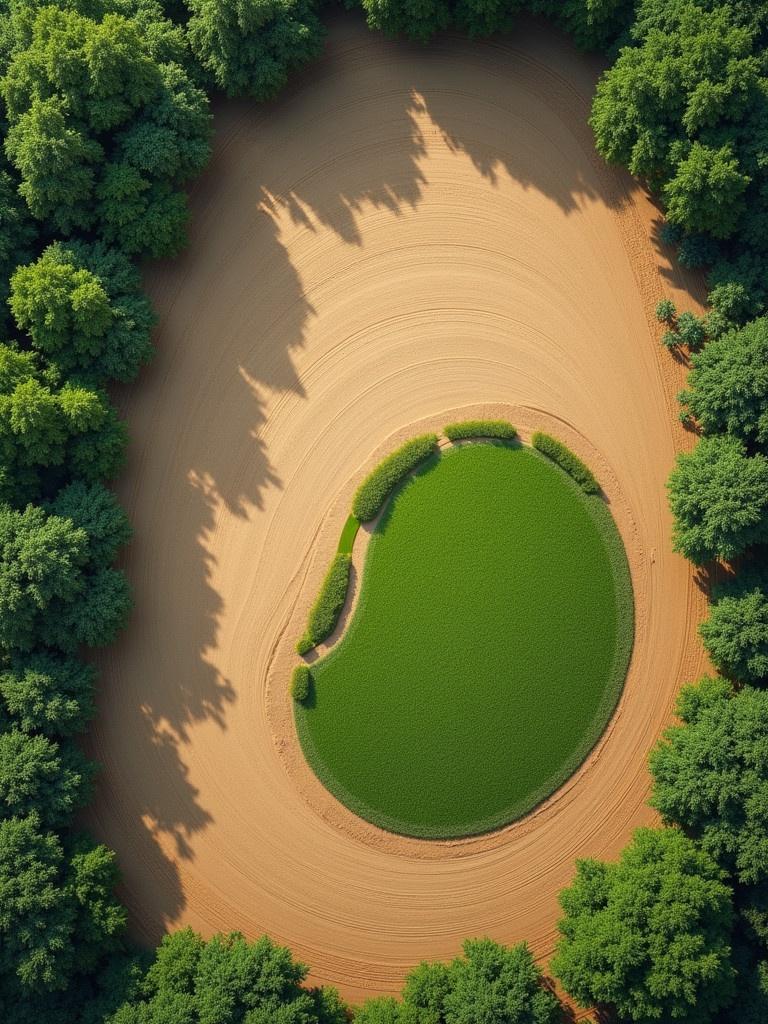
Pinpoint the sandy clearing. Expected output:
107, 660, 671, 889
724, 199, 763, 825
85, 11, 709, 1007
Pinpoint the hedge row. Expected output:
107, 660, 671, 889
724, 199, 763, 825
351, 434, 439, 521
444, 420, 517, 441
296, 553, 352, 655
532, 433, 600, 494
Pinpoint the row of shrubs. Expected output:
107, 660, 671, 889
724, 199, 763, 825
531, 432, 600, 494
351, 433, 439, 521
296, 435, 440, 656
444, 419, 518, 441
296, 425, 594, 660
296, 553, 352, 655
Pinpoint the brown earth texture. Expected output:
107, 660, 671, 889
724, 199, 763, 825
86, 10, 710, 1008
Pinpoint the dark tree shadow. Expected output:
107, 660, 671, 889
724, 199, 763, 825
86, 8, 664, 947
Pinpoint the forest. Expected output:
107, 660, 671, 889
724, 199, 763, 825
0, 0, 766, 1021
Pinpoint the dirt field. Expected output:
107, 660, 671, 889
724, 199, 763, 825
85, 11, 709, 1005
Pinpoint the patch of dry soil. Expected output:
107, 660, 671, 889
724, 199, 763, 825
85, 11, 709, 1007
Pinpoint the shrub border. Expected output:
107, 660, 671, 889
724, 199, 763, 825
294, 437, 634, 839
296, 552, 353, 655
531, 431, 600, 494
351, 433, 439, 521
444, 419, 518, 442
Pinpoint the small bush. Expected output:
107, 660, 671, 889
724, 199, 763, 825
532, 433, 600, 494
677, 311, 706, 351
352, 434, 438, 521
662, 330, 679, 351
655, 299, 677, 324
444, 420, 517, 441
297, 553, 351, 654
291, 665, 310, 702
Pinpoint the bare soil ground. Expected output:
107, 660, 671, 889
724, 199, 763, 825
85, 11, 709, 1006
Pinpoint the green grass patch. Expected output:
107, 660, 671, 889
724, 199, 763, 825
444, 419, 517, 441
532, 432, 600, 494
352, 434, 439, 521
297, 553, 352, 655
337, 514, 360, 555
295, 443, 633, 839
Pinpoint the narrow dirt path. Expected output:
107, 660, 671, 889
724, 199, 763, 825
85, 12, 708, 1006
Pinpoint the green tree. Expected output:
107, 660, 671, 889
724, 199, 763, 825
10, 241, 155, 383
590, 3, 761, 182
0, 343, 128, 504
186, 0, 325, 100
355, 997, 402, 1023
0, 502, 87, 651
361, 0, 454, 42
650, 677, 768, 883
0, 651, 95, 736
667, 435, 768, 564
663, 143, 750, 239
533, 0, 634, 52
106, 929, 348, 1023
441, 938, 560, 1023
2, 2, 210, 257
356, 938, 560, 1024
699, 573, 768, 684
725, 885, 768, 1024
0, 813, 125, 995
0, 501, 131, 653
675, 309, 707, 350
679, 316, 768, 447
0, 163, 37, 332
589, 0, 768, 318
552, 827, 735, 1023
0, 728, 93, 826
50, 480, 132, 564
707, 251, 767, 322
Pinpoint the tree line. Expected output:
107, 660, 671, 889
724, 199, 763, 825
0, 0, 766, 1021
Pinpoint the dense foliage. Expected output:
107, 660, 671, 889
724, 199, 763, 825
650, 677, 768, 884
10, 241, 155, 383
552, 827, 736, 1023
105, 929, 348, 1024
356, 938, 560, 1024
1, 0, 211, 257
360, 0, 634, 48
667, 436, 768, 564
699, 572, 768, 684
0, 159, 36, 331
591, 0, 768, 321
186, 0, 325, 99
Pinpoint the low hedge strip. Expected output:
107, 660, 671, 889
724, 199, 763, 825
444, 419, 517, 441
296, 552, 352, 654
291, 664, 311, 702
532, 432, 600, 494
352, 434, 439, 521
